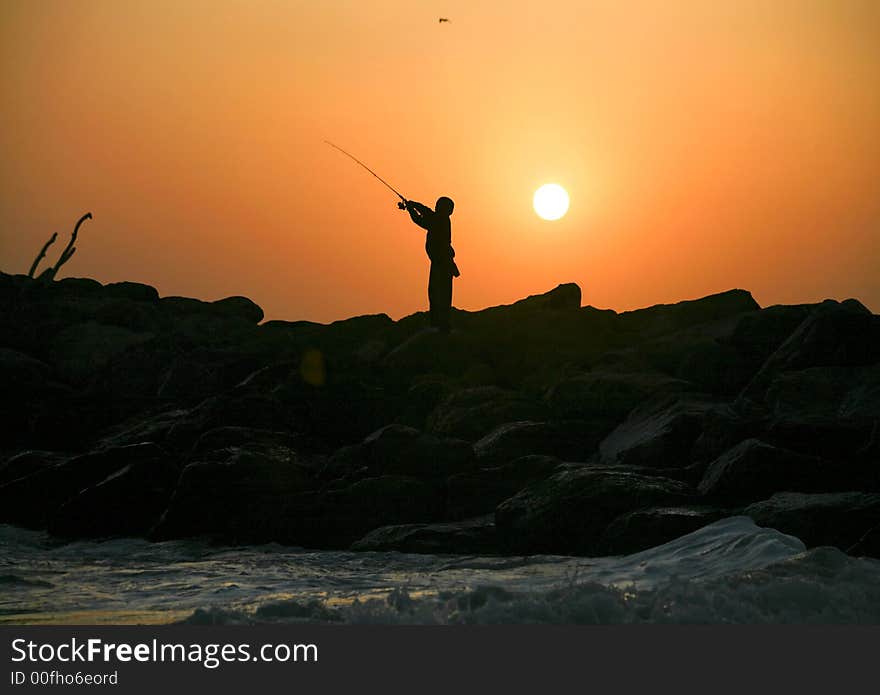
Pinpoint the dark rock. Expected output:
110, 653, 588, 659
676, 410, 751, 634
99, 409, 191, 451
698, 439, 828, 502
745, 491, 880, 550
428, 386, 545, 441
727, 304, 813, 367
599, 396, 730, 468
92, 298, 161, 333
325, 424, 476, 480
446, 455, 561, 520
50, 321, 154, 383
495, 466, 693, 555
55, 277, 103, 294
847, 523, 880, 558
322, 313, 395, 350
598, 506, 729, 555
212, 296, 264, 324
0, 347, 51, 392
618, 289, 759, 338
160, 296, 209, 314
158, 296, 260, 348
638, 330, 752, 396
156, 357, 221, 402
742, 300, 880, 402
546, 371, 690, 422
103, 281, 160, 303
0, 450, 68, 485
396, 377, 450, 429
164, 394, 303, 451
763, 416, 875, 463
350, 515, 497, 554
189, 426, 303, 458
764, 367, 855, 420
315, 475, 445, 548
474, 419, 610, 464
3, 270, 877, 550
49, 455, 179, 538
0, 348, 62, 446
151, 446, 314, 542
509, 283, 581, 312
0, 443, 170, 529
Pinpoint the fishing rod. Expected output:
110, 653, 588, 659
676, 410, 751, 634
323, 140, 408, 209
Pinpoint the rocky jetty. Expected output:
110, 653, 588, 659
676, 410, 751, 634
1, 271, 878, 557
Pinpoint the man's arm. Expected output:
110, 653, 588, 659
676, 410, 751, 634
405, 200, 432, 230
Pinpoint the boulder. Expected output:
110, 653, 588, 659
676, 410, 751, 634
49, 455, 179, 538
509, 283, 581, 312
617, 289, 759, 338
763, 416, 875, 463
163, 394, 303, 451
0, 443, 171, 528
598, 506, 729, 555
324, 424, 477, 481
847, 523, 880, 558
744, 491, 880, 550
50, 321, 154, 383
212, 296, 264, 324
727, 303, 814, 368
446, 455, 561, 520
98, 409, 191, 451
320, 313, 395, 354
312, 475, 445, 548
757, 364, 880, 431
156, 357, 222, 402
55, 277, 103, 294
159, 297, 260, 348
189, 426, 304, 458
0, 347, 51, 394
0, 450, 68, 485
428, 386, 546, 441
474, 420, 609, 464
546, 370, 690, 422
495, 466, 693, 555
151, 446, 314, 542
103, 281, 160, 303
0, 348, 62, 446
742, 300, 880, 402
350, 515, 497, 554
599, 396, 730, 468
92, 298, 162, 333
698, 439, 829, 502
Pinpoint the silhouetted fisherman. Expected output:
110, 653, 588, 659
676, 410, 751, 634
405, 197, 459, 332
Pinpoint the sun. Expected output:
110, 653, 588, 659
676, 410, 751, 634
533, 183, 570, 221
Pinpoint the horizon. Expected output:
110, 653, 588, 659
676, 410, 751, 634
2, 0, 878, 321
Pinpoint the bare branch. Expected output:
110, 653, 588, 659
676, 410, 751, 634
28, 232, 58, 278
45, 212, 92, 280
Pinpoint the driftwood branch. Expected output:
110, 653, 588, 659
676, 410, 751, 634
38, 212, 92, 282
28, 232, 58, 278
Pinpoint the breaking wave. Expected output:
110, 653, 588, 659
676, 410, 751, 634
2, 517, 879, 624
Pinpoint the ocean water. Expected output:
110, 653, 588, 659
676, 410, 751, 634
2, 517, 879, 624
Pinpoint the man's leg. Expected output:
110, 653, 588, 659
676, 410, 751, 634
438, 272, 453, 332
428, 264, 439, 328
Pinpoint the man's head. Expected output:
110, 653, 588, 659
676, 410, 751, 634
435, 196, 455, 217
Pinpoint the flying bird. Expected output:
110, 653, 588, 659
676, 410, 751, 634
439, 17, 450, 23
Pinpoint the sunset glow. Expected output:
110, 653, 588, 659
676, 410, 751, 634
1, 1, 878, 320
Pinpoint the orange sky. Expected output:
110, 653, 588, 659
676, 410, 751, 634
1, 0, 878, 321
